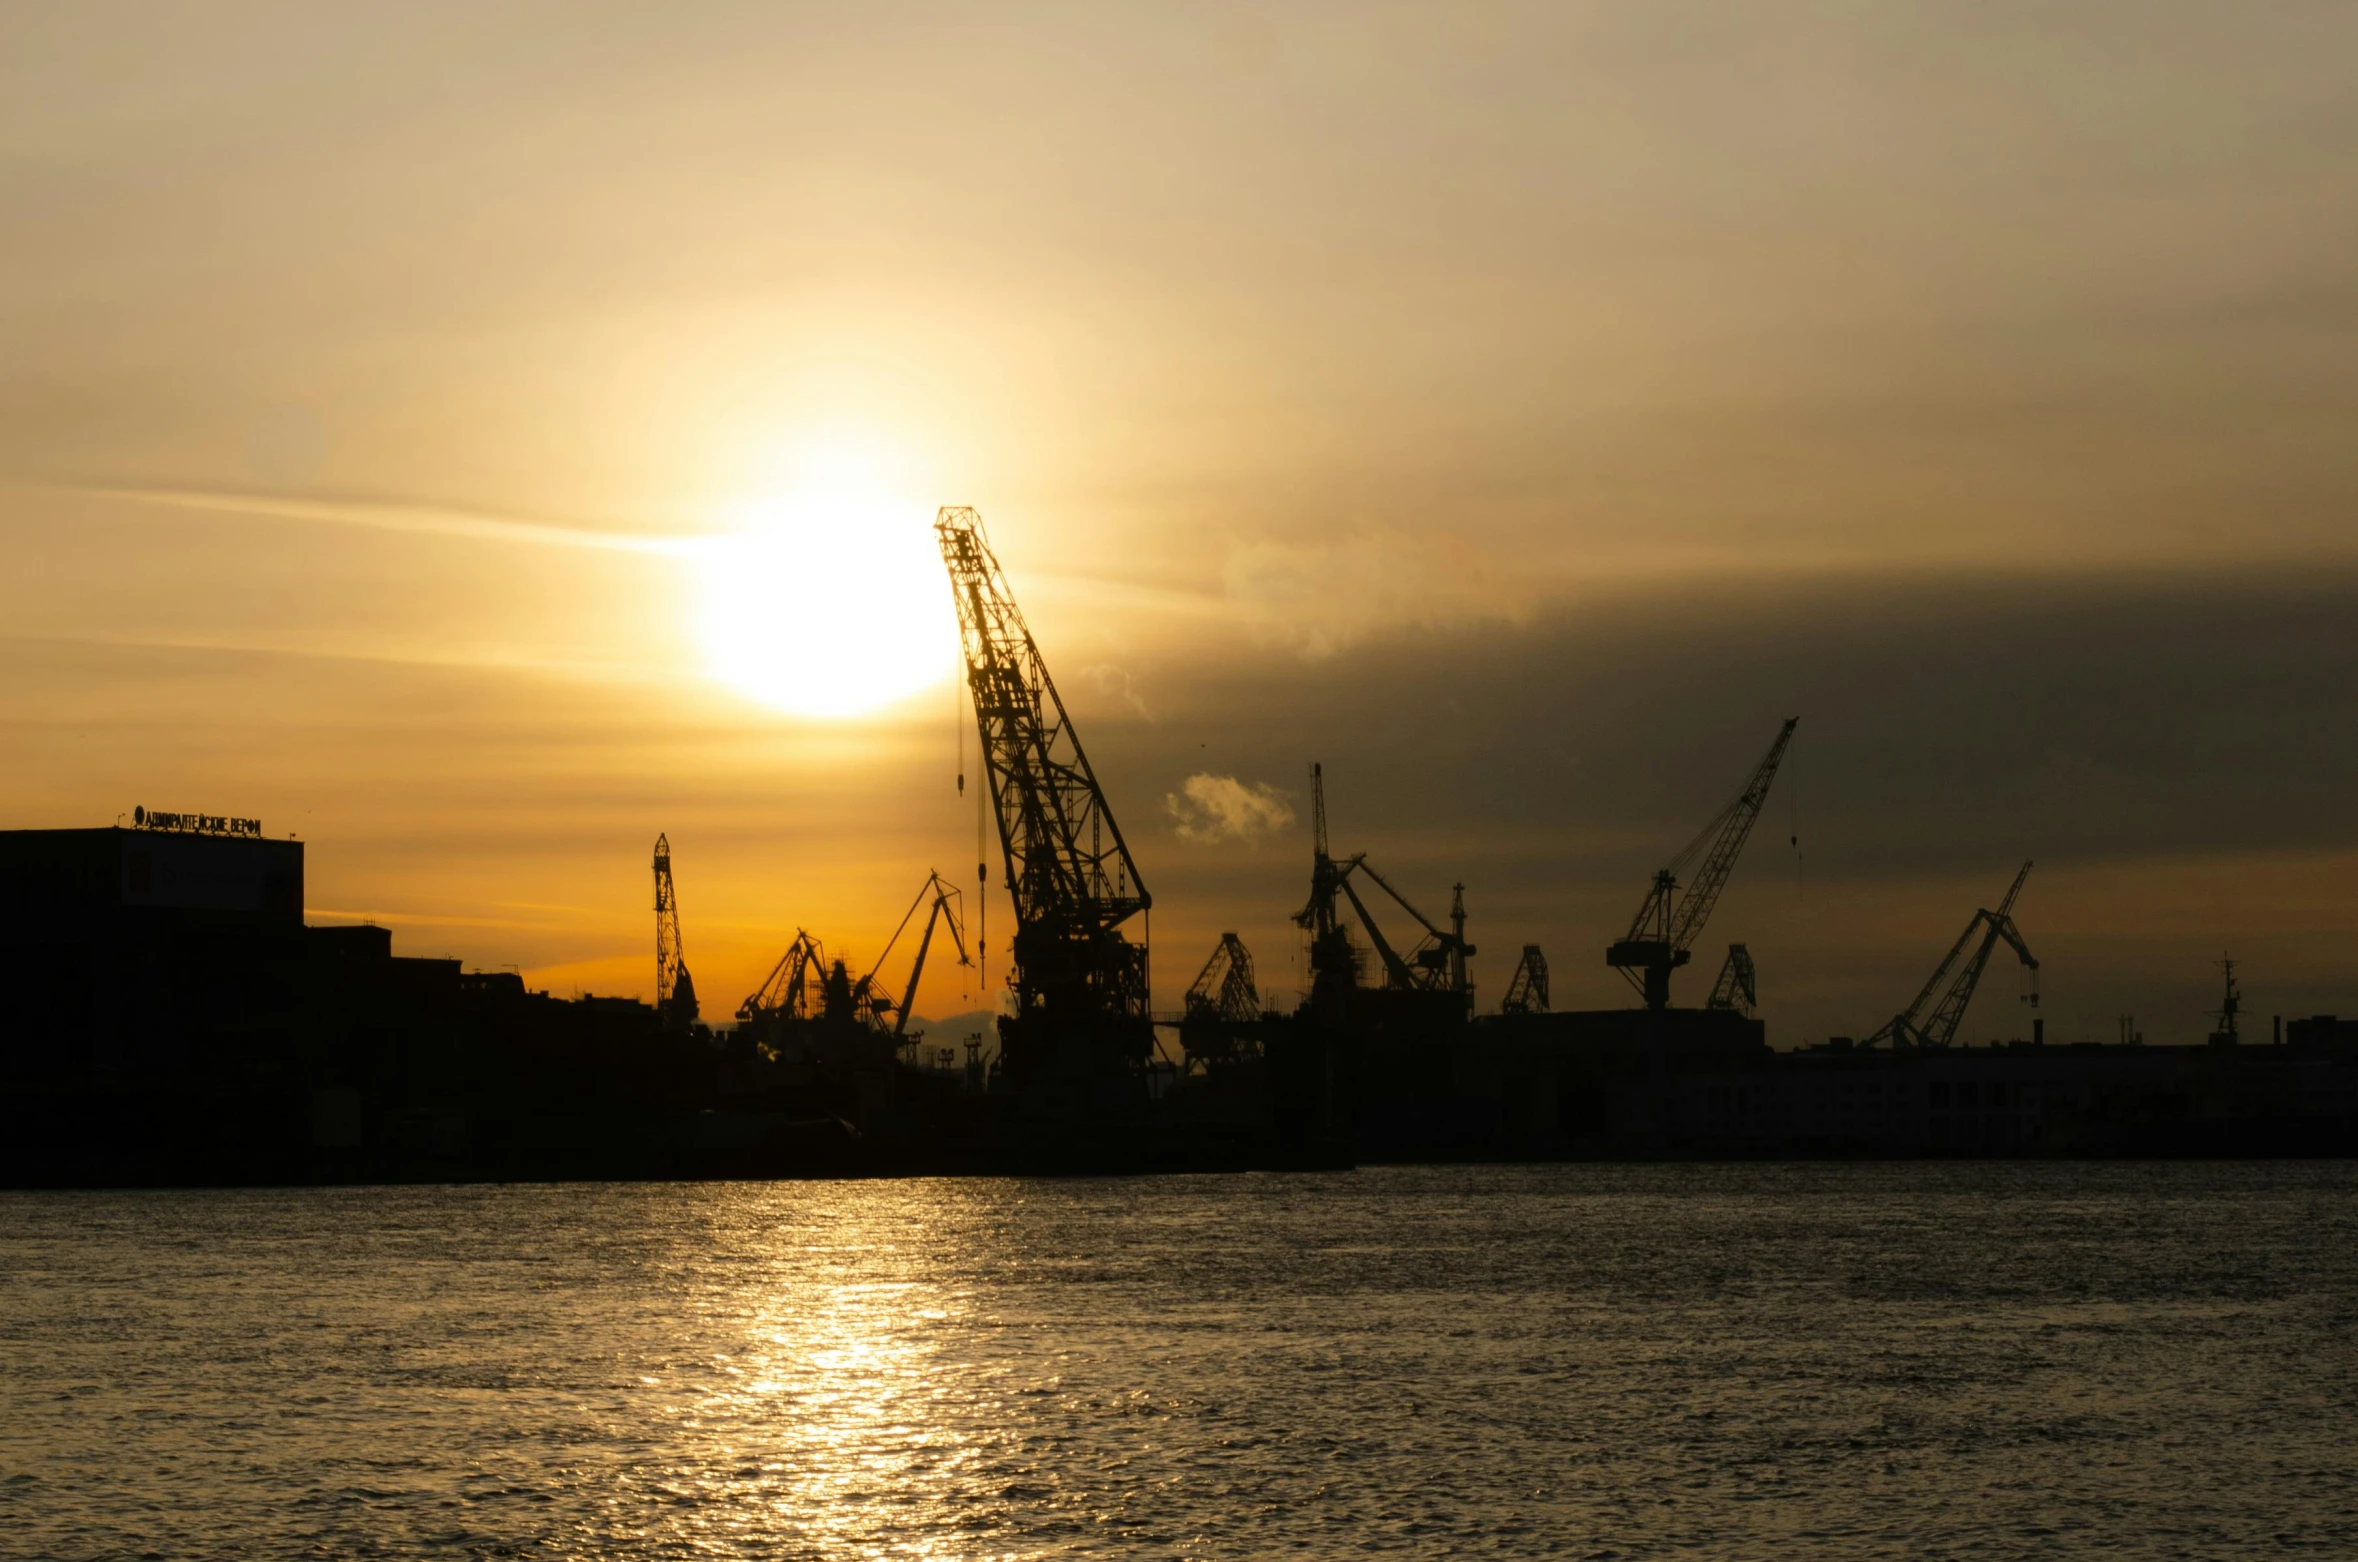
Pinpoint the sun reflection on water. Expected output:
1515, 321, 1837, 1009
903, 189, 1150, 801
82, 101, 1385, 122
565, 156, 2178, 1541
676, 1182, 1010, 1556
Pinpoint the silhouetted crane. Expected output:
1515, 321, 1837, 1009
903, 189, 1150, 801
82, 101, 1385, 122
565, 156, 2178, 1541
1294, 763, 1357, 1026
734, 875, 968, 1050
861, 870, 972, 1042
1342, 865, 1474, 995
1177, 932, 1262, 1068
1706, 944, 1757, 1015
1292, 765, 1474, 1005
2207, 954, 2243, 1046
1500, 945, 1550, 1014
1865, 861, 2037, 1049
938, 507, 1151, 1080
1185, 933, 1261, 1025
652, 833, 699, 1033
1607, 718, 1797, 1010
738, 929, 827, 1025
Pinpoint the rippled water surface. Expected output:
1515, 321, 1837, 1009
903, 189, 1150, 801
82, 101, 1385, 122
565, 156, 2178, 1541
4, 1163, 2356, 1558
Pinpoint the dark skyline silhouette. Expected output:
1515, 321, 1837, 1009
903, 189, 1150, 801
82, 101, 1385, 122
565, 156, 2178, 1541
2, 5, 2355, 1046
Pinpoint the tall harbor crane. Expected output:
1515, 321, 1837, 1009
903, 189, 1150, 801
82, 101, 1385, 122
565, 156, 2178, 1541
938, 507, 1152, 1081
1607, 718, 1797, 1010
1865, 861, 2037, 1049
1706, 944, 1757, 1015
652, 833, 699, 1033
1500, 945, 1550, 1014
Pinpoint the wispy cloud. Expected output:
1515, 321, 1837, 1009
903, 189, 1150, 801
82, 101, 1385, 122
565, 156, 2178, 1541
1165, 773, 1295, 844
1078, 662, 1152, 720
1221, 526, 1528, 657
58, 483, 703, 557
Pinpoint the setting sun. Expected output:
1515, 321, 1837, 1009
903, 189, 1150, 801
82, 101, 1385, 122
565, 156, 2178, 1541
697, 436, 957, 719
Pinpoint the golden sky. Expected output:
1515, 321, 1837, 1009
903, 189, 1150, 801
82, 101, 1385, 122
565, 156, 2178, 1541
5, 3, 2356, 1042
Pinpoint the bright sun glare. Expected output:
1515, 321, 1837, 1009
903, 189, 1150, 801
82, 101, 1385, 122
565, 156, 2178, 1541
698, 435, 956, 719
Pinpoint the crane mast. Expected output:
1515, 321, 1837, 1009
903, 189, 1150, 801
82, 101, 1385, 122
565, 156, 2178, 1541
1297, 763, 1345, 944
1867, 860, 2037, 1049
652, 832, 698, 1032
2207, 956, 2242, 1046
1608, 718, 1797, 1010
937, 507, 1152, 1080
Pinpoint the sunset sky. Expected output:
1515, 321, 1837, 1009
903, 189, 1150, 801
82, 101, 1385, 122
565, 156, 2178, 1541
4, 2, 2355, 1043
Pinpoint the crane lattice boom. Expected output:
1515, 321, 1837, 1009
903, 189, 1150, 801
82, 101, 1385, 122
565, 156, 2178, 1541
1867, 860, 2037, 1049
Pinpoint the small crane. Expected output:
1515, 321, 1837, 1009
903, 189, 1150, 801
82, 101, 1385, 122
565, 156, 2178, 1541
1184, 933, 1261, 1025
1179, 932, 1263, 1067
737, 929, 828, 1024
859, 870, 973, 1042
1607, 718, 1798, 1010
2207, 955, 2242, 1046
1706, 944, 1757, 1015
1500, 945, 1550, 1014
1865, 861, 2037, 1049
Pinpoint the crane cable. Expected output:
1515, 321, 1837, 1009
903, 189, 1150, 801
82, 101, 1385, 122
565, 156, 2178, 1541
1789, 737, 1803, 903
962, 667, 986, 1005
955, 668, 973, 1004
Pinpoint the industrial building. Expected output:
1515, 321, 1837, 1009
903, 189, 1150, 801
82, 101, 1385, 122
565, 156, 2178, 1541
0, 817, 718, 1185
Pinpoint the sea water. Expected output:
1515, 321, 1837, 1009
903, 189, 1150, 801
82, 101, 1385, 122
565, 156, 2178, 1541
4, 1162, 2354, 1557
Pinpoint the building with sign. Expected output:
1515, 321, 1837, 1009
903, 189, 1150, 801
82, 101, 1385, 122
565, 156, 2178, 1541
0, 823, 306, 1080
